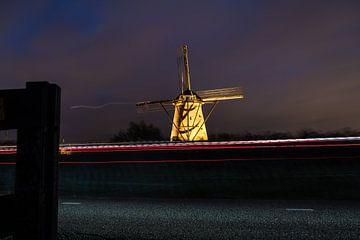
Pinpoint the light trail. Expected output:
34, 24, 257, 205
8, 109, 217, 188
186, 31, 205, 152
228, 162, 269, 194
1, 155, 360, 165
1, 136, 360, 155
70, 102, 134, 110
62, 143, 360, 153
58, 155, 360, 164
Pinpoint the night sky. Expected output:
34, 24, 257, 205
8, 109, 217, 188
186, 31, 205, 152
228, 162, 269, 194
0, 1, 359, 142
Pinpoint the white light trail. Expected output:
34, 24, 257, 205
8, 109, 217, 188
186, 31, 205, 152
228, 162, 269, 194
70, 102, 134, 110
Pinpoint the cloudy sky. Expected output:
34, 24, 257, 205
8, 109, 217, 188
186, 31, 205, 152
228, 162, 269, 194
0, 0, 359, 142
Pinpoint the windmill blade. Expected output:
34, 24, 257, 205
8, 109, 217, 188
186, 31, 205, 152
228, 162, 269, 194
177, 45, 191, 93
197, 87, 244, 102
177, 53, 185, 94
136, 99, 173, 113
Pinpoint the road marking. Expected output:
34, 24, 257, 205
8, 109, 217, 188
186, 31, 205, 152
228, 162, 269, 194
61, 202, 81, 205
286, 208, 314, 212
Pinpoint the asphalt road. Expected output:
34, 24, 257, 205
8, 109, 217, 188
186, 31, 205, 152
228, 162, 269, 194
58, 198, 360, 240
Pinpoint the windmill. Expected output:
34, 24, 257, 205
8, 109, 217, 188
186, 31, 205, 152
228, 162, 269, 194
136, 45, 244, 141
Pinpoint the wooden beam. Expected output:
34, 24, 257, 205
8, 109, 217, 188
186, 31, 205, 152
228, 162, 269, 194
0, 82, 60, 240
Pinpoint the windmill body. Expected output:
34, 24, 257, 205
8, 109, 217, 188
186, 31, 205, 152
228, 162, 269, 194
171, 90, 207, 141
136, 45, 244, 141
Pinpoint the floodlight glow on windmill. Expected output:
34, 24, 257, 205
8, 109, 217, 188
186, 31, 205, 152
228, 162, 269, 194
136, 45, 244, 141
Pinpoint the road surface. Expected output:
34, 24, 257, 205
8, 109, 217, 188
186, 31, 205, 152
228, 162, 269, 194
58, 197, 360, 240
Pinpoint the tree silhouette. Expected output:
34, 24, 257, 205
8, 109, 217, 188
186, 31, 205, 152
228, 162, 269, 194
111, 121, 164, 142
110, 123, 360, 142
209, 128, 360, 141
0, 140, 16, 145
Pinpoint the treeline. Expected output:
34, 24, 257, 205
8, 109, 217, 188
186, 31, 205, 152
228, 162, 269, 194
110, 122, 360, 142
111, 121, 164, 142
1, 122, 359, 145
209, 128, 360, 141
0, 140, 16, 146
1, 122, 358, 145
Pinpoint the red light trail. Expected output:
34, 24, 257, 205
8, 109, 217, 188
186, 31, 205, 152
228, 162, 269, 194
0, 137, 360, 165
1, 136, 360, 154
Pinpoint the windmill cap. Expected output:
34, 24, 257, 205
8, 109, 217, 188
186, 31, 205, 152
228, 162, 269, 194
175, 89, 201, 100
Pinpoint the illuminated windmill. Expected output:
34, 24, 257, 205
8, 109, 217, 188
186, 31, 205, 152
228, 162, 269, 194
136, 45, 244, 141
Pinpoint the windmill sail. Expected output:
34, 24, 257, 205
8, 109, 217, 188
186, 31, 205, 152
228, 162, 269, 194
136, 99, 173, 113
177, 45, 192, 93
197, 87, 244, 102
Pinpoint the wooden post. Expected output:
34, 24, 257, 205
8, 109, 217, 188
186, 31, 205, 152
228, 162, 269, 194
0, 82, 61, 240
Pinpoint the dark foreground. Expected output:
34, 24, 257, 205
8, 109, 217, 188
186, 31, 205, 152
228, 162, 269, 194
58, 197, 360, 240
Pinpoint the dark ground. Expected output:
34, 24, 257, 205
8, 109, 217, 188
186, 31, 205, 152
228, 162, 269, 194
58, 197, 360, 240
2, 140, 360, 239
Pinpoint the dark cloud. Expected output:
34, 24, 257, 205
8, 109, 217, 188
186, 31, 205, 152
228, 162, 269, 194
0, 0, 359, 142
